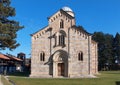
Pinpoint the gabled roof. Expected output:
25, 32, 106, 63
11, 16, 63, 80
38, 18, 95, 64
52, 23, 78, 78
6, 54, 23, 61
0, 53, 22, 61
9, 56, 22, 61
31, 25, 48, 36
31, 8, 75, 36
48, 9, 74, 20
0, 54, 10, 60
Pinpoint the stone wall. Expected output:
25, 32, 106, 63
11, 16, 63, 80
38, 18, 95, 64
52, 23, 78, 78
30, 8, 98, 78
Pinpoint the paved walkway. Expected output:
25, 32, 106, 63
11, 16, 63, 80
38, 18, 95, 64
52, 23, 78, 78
0, 75, 3, 85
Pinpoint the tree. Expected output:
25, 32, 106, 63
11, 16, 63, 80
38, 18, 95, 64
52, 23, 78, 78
113, 33, 120, 64
103, 34, 114, 65
92, 32, 114, 70
92, 32, 106, 70
0, 0, 23, 50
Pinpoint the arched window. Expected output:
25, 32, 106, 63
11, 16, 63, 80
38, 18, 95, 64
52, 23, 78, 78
54, 36, 57, 46
60, 20, 64, 28
59, 35, 65, 46
40, 52, 45, 61
78, 51, 83, 61
54, 30, 66, 47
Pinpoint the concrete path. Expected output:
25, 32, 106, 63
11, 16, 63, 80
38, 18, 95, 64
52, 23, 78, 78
0, 75, 3, 85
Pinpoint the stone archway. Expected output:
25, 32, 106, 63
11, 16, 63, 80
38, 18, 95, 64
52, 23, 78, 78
52, 50, 68, 77
58, 63, 64, 76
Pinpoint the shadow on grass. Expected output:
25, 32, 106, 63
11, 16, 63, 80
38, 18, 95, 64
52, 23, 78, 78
116, 81, 120, 85
7, 71, 30, 77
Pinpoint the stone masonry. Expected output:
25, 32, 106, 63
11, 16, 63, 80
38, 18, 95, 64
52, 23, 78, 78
30, 7, 98, 78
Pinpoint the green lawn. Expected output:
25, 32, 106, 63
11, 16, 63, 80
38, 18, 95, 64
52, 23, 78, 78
8, 71, 120, 85
1, 75, 12, 85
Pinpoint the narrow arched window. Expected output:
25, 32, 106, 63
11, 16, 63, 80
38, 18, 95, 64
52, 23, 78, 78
81, 52, 83, 61
40, 52, 45, 61
78, 53, 81, 60
60, 20, 64, 28
43, 52, 45, 61
78, 52, 83, 61
61, 35, 65, 45
59, 35, 65, 46
54, 36, 57, 46
59, 35, 61, 45
40, 53, 42, 61
54, 30, 66, 47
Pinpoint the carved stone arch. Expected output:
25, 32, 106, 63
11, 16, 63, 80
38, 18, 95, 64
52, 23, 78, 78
53, 50, 68, 62
52, 50, 68, 77
59, 30, 67, 37
53, 51, 61, 62
54, 30, 66, 37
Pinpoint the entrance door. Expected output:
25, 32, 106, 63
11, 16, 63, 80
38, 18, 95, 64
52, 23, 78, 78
58, 63, 64, 76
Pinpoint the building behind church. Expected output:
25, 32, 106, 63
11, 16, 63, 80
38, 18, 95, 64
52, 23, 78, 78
30, 7, 98, 78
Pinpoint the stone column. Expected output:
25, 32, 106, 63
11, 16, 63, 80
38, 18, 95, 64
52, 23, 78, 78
88, 36, 91, 75
68, 58, 71, 77
53, 61, 57, 78
95, 43, 98, 74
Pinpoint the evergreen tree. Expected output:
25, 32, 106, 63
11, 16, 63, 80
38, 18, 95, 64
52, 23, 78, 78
113, 33, 120, 64
92, 32, 114, 70
0, 0, 23, 50
92, 32, 105, 70
104, 34, 114, 65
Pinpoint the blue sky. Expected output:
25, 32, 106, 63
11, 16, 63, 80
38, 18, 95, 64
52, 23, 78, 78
1, 0, 120, 57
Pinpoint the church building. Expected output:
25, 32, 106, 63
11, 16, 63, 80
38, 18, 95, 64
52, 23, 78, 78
30, 7, 98, 78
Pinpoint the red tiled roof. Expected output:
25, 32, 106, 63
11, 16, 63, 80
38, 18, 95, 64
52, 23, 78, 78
0, 54, 10, 60
11, 56, 22, 61
0, 54, 23, 61
7, 56, 23, 61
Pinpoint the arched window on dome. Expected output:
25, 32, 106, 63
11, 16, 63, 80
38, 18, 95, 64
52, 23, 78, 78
78, 51, 83, 61
40, 52, 45, 61
60, 19, 64, 28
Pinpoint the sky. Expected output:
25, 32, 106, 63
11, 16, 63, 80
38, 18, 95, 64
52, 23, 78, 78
1, 0, 120, 58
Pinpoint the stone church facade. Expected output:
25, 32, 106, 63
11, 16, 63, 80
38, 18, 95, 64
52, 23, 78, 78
30, 7, 98, 78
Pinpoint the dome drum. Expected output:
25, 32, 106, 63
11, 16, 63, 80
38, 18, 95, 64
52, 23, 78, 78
62, 6, 74, 17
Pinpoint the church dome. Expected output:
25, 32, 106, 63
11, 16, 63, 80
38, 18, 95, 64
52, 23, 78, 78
62, 6, 74, 17
62, 6, 73, 12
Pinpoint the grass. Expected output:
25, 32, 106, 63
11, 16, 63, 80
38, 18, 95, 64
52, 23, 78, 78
1, 75, 12, 85
7, 71, 120, 85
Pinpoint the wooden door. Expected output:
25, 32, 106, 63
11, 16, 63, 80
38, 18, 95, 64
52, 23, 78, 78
58, 63, 64, 76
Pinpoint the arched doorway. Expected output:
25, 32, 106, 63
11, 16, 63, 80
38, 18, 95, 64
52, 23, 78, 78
58, 63, 64, 76
52, 50, 68, 77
